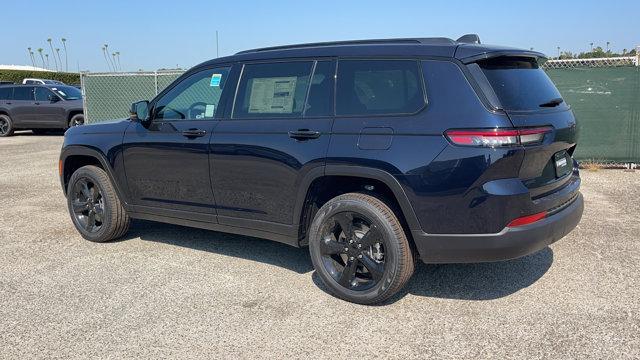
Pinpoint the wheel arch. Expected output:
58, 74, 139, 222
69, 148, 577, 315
60, 146, 129, 205
294, 165, 421, 245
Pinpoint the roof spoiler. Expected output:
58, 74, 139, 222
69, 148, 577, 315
456, 34, 481, 44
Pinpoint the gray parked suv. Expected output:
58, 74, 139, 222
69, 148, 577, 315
0, 84, 84, 136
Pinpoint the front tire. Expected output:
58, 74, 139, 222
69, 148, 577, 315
0, 114, 14, 137
67, 165, 130, 242
308, 193, 415, 304
69, 114, 84, 128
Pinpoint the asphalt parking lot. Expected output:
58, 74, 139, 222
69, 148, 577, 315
1, 133, 638, 359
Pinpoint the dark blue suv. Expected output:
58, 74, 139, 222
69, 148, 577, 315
59, 35, 583, 304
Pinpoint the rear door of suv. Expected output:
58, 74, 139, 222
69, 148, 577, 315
7, 86, 35, 126
210, 59, 335, 232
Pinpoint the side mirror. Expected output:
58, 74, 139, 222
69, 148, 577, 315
130, 100, 150, 125
48, 94, 60, 102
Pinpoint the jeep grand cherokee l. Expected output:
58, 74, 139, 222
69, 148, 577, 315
59, 35, 583, 304
0, 84, 84, 136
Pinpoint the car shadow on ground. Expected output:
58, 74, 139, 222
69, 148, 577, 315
124, 220, 553, 302
123, 220, 314, 274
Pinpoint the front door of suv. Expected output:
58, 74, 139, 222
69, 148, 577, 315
210, 60, 335, 233
122, 66, 232, 220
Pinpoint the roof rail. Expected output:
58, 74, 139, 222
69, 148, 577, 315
235, 37, 457, 54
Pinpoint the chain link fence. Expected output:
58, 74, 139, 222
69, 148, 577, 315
543, 56, 638, 69
81, 71, 184, 123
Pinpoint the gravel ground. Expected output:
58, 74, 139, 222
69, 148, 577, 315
1, 133, 638, 359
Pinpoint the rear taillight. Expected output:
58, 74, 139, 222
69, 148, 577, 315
445, 127, 552, 147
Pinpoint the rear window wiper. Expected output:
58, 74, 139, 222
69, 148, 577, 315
539, 98, 564, 108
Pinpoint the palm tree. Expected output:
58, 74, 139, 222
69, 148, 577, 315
112, 53, 119, 71
102, 46, 112, 71
590, 42, 594, 52
606, 41, 610, 54
27, 47, 35, 67
115, 52, 122, 71
30, 50, 36, 67
47, 38, 58, 71
55, 48, 63, 72
104, 44, 116, 71
45, 54, 50, 70
37, 48, 45, 68
61, 38, 68, 72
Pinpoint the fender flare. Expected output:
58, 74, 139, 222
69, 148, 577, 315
60, 145, 130, 205
292, 165, 421, 231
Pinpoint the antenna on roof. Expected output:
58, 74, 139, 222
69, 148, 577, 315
457, 34, 481, 44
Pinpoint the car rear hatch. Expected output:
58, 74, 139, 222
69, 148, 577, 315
465, 54, 579, 202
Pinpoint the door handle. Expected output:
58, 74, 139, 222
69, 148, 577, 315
288, 129, 321, 140
34, 102, 40, 105
181, 128, 207, 138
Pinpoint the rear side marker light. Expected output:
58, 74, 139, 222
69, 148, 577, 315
507, 211, 547, 228
445, 127, 552, 147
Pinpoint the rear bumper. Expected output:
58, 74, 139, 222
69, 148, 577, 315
412, 192, 584, 263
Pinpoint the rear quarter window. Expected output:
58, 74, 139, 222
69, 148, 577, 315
336, 59, 425, 116
476, 57, 565, 111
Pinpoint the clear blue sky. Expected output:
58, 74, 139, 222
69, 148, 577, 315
3, 0, 639, 72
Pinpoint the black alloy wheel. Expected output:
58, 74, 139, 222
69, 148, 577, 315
318, 211, 387, 291
71, 177, 104, 233
0, 116, 11, 136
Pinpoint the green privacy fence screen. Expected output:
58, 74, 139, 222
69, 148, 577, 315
81, 64, 640, 162
546, 66, 640, 162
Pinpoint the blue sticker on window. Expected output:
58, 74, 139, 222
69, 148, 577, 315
210, 74, 222, 87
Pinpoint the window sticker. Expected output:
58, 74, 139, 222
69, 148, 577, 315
210, 74, 223, 87
205, 104, 215, 118
248, 77, 297, 113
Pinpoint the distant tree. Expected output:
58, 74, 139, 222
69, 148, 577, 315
27, 47, 35, 67
47, 38, 58, 71
55, 48, 63, 71
37, 48, 45, 68
61, 38, 68, 72
559, 51, 575, 60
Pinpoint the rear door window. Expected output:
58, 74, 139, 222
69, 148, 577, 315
304, 60, 335, 117
336, 60, 425, 116
0, 87, 11, 100
13, 87, 34, 101
233, 61, 313, 119
476, 57, 565, 111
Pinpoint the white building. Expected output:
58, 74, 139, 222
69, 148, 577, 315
0, 64, 53, 72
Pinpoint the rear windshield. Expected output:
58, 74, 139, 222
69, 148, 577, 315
477, 57, 564, 111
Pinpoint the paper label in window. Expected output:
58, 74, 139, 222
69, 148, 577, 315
205, 104, 215, 118
210, 74, 222, 87
248, 77, 297, 113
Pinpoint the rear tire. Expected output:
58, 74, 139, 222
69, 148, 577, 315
67, 165, 130, 242
308, 192, 415, 304
0, 114, 14, 137
68, 114, 84, 128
